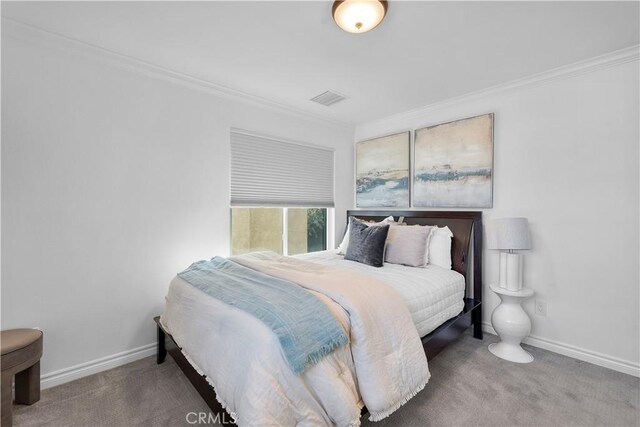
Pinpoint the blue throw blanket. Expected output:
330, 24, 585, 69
178, 257, 348, 374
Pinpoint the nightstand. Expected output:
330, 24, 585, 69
488, 285, 534, 363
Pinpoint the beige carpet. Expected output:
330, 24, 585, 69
13, 333, 640, 426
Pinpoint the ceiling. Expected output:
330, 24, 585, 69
3, 1, 638, 125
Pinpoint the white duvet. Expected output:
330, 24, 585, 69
161, 252, 430, 426
297, 251, 466, 336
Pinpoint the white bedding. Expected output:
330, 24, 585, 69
161, 251, 464, 426
163, 276, 361, 426
296, 251, 466, 336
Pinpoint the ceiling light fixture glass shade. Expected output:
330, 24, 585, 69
332, 0, 388, 34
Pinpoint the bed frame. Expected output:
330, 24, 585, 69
347, 210, 483, 358
154, 210, 482, 423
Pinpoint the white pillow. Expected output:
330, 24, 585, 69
428, 226, 454, 269
337, 216, 395, 255
385, 224, 434, 267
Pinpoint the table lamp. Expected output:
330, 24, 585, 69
487, 217, 531, 291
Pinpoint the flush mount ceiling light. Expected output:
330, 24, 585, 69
332, 0, 388, 34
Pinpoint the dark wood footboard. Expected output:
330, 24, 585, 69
154, 317, 237, 426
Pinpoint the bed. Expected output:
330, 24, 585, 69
154, 210, 482, 425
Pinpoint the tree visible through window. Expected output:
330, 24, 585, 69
231, 208, 327, 256
305, 208, 327, 253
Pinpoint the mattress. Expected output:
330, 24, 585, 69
160, 251, 463, 423
161, 252, 439, 424
295, 250, 465, 336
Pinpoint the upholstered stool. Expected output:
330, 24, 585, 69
1, 329, 43, 427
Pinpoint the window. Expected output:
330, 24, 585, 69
288, 208, 327, 255
231, 208, 328, 256
229, 129, 334, 256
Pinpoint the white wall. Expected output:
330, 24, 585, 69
3, 19, 637, 386
1, 25, 354, 385
356, 53, 640, 375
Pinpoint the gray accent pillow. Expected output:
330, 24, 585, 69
385, 224, 435, 267
337, 215, 394, 255
344, 218, 390, 267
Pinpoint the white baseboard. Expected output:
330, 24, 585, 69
40, 343, 156, 389
40, 325, 640, 390
482, 323, 640, 378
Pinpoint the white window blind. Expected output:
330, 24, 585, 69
230, 130, 335, 208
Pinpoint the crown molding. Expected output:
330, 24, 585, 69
1, 17, 354, 132
360, 44, 640, 130
4, 15, 637, 133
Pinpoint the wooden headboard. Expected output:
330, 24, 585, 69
346, 210, 483, 302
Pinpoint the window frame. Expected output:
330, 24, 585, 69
230, 207, 334, 256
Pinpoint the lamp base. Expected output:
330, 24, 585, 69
488, 342, 533, 363
499, 252, 524, 291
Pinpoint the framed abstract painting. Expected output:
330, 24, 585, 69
413, 113, 494, 208
356, 131, 410, 208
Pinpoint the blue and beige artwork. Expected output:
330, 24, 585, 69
356, 132, 410, 208
414, 113, 493, 208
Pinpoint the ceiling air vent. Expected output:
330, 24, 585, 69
310, 90, 347, 107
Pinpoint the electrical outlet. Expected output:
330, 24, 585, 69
535, 300, 547, 316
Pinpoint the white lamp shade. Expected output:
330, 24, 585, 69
487, 217, 532, 250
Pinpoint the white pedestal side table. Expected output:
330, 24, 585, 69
488, 285, 534, 363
